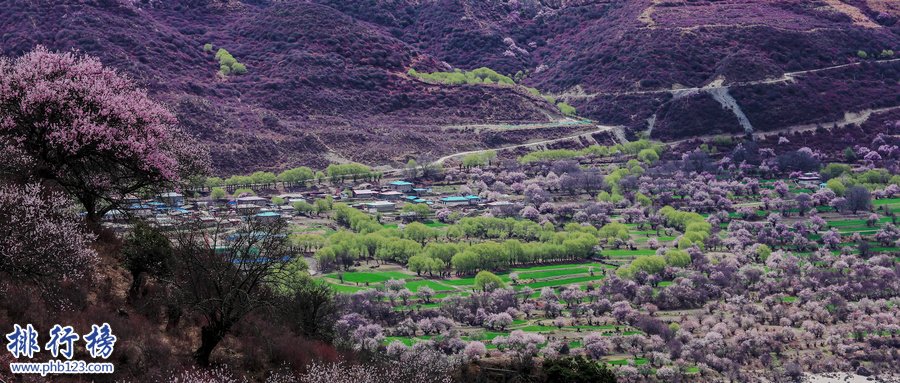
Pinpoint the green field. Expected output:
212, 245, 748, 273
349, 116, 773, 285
518, 275, 606, 289
514, 268, 592, 280
601, 249, 658, 257
607, 357, 648, 366
405, 279, 455, 292
324, 271, 413, 284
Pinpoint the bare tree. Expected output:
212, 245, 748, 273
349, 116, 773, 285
169, 217, 294, 366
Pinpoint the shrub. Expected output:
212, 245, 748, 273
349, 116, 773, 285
121, 222, 173, 301
557, 102, 576, 116
277, 275, 339, 342
214, 48, 247, 75
210, 187, 227, 200
821, 163, 851, 180
474, 271, 505, 292
543, 356, 616, 383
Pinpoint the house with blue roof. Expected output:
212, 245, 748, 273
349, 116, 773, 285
440, 195, 481, 207
387, 180, 414, 192
157, 192, 184, 207
254, 211, 283, 222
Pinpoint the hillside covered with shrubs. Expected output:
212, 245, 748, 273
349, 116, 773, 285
1, 0, 897, 167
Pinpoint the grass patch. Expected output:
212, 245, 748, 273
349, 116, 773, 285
405, 279, 455, 292
520, 275, 606, 289
515, 268, 591, 280
325, 271, 412, 284
323, 282, 367, 293
607, 358, 648, 366
602, 249, 657, 257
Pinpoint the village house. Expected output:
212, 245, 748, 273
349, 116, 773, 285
157, 192, 184, 207
352, 189, 379, 199
278, 193, 308, 204
126, 203, 154, 217
236, 196, 268, 206
199, 215, 219, 228
379, 190, 404, 200
404, 195, 430, 204
236, 204, 262, 215
124, 194, 142, 206
278, 204, 296, 215
254, 211, 283, 222
103, 209, 127, 222
797, 172, 822, 188
440, 195, 481, 207
387, 180, 414, 193
363, 200, 396, 213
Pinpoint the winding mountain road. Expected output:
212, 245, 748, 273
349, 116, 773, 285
431, 124, 623, 165
555, 58, 900, 100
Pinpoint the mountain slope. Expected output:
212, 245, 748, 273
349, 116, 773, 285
319, 0, 899, 139
0, 1, 560, 173
2, 0, 897, 172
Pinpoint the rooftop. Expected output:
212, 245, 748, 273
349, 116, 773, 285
441, 195, 481, 202
255, 212, 282, 217
365, 201, 396, 206
389, 181, 413, 186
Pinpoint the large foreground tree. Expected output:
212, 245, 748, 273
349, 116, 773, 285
0, 47, 208, 220
169, 217, 295, 366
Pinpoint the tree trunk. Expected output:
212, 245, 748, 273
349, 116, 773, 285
194, 324, 227, 367
127, 272, 144, 303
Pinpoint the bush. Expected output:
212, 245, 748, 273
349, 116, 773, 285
121, 222, 173, 301
214, 48, 247, 75
277, 276, 339, 342
232, 187, 256, 196
557, 102, 577, 116
203, 43, 213, 52
821, 163, 851, 180
542, 356, 616, 383
845, 185, 872, 214
210, 187, 227, 200
474, 271, 505, 292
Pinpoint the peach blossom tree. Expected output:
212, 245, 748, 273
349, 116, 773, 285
0, 47, 208, 220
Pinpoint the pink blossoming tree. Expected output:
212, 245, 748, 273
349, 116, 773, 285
0, 47, 208, 220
